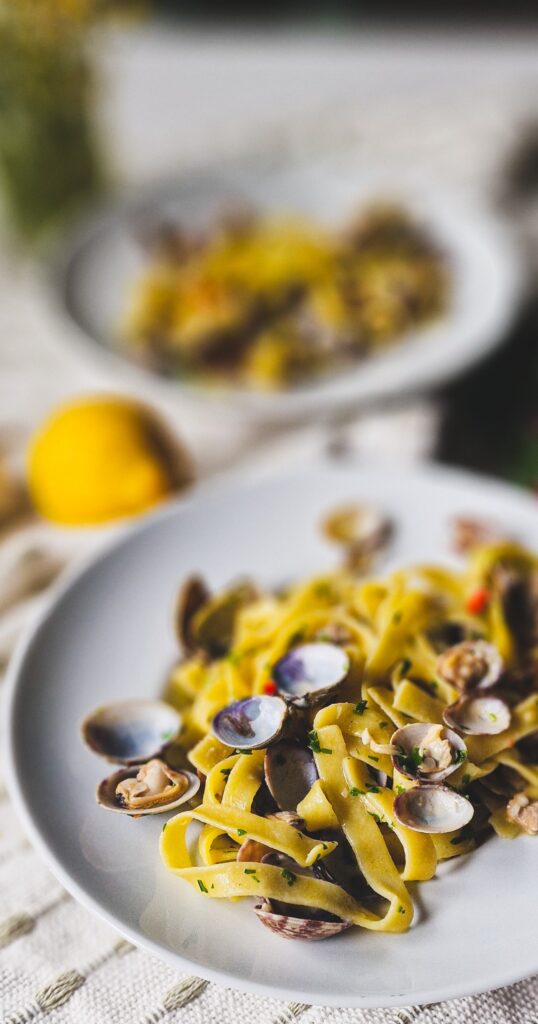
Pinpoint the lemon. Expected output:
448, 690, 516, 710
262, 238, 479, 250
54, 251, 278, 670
27, 396, 192, 526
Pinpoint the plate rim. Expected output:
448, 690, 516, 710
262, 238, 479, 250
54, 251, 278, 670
3, 459, 538, 1008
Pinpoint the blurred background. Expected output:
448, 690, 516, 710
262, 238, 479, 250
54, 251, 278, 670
2, 0, 538, 659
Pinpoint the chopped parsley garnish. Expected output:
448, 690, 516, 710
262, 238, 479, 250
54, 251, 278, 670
353, 699, 368, 715
366, 784, 380, 793
488, 712, 498, 722
197, 879, 208, 893
398, 905, 405, 914
244, 869, 260, 882
454, 749, 467, 764
450, 825, 473, 846
307, 730, 332, 755
220, 767, 232, 778
236, 829, 247, 837
349, 787, 365, 797
235, 749, 252, 755
367, 754, 379, 762
368, 811, 382, 823
315, 581, 334, 600
395, 785, 406, 794
281, 868, 297, 886
397, 745, 424, 774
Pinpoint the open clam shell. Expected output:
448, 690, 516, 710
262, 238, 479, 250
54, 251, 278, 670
82, 700, 182, 765
254, 899, 351, 940
437, 640, 503, 693
212, 695, 287, 750
264, 741, 318, 812
272, 642, 350, 707
312, 832, 370, 900
175, 575, 210, 654
392, 722, 467, 783
443, 695, 511, 736
97, 761, 199, 815
394, 784, 474, 834
178, 579, 257, 659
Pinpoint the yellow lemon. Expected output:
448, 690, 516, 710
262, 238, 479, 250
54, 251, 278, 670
27, 396, 192, 526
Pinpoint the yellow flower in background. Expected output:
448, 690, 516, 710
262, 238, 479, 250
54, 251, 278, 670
27, 396, 193, 526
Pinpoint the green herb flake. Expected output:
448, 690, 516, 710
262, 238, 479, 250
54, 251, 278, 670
397, 744, 424, 774
454, 749, 467, 765
367, 754, 379, 762
395, 785, 406, 794
197, 879, 208, 893
307, 730, 332, 755
221, 767, 232, 778
236, 829, 247, 837
353, 699, 368, 715
235, 749, 253, 756
398, 905, 405, 914
281, 868, 297, 886
244, 869, 260, 882
366, 784, 381, 793
349, 787, 365, 797
450, 825, 473, 846
488, 712, 498, 722
315, 581, 334, 600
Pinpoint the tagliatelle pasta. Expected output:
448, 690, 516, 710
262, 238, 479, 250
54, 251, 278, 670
154, 534, 538, 939
84, 523, 538, 941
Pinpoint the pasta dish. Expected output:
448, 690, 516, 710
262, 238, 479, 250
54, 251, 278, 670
82, 508, 538, 940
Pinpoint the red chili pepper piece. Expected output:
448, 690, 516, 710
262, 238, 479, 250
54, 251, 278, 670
263, 679, 278, 695
466, 587, 490, 615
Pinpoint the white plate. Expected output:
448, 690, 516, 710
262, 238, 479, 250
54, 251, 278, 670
50, 153, 521, 424
4, 461, 538, 1008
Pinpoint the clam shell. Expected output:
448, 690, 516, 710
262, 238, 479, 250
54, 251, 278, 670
391, 722, 467, 783
97, 765, 199, 815
189, 580, 257, 659
254, 899, 351, 940
82, 700, 182, 765
437, 640, 503, 692
443, 695, 511, 736
175, 575, 210, 654
394, 784, 474, 834
272, 642, 350, 707
212, 695, 287, 750
264, 741, 318, 812
312, 832, 370, 900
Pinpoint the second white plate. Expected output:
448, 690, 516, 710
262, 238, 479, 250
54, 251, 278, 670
51, 154, 521, 423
